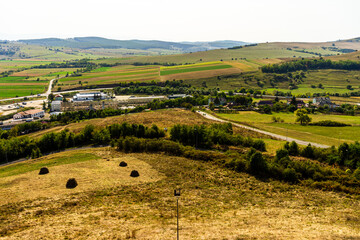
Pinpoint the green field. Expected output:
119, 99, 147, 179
217, 111, 360, 146
0, 153, 99, 178
0, 88, 45, 98
0, 75, 50, 98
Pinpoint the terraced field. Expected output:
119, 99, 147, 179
0, 68, 79, 98
160, 62, 233, 75
159, 61, 243, 81
56, 65, 161, 90
0, 76, 48, 98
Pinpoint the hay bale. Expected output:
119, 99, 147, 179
119, 161, 128, 167
130, 170, 139, 177
66, 178, 78, 189
39, 167, 49, 175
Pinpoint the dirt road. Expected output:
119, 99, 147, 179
197, 111, 329, 148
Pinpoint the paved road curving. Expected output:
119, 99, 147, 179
197, 111, 330, 149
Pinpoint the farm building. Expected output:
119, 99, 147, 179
13, 109, 45, 120
51, 101, 62, 112
168, 94, 192, 99
55, 94, 63, 101
126, 96, 167, 104
256, 100, 274, 107
313, 97, 337, 108
208, 97, 227, 106
73, 92, 110, 102
287, 99, 306, 108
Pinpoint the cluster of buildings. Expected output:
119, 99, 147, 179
13, 109, 45, 120
256, 97, 338, 109
50, 92, 192, 113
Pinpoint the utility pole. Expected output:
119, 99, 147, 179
174, 189, 181, 240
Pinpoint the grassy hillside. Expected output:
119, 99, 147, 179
28, 109, 266, 140
328, 51, 360, 61
183, 69, 360, 96
216, 111, 360, 146
92, 43, 318, 65
92, 40, 360, 66
1, 147, 360, 239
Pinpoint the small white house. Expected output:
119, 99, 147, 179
13, 109, 45, 120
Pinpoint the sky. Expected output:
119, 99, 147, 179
1, 0, 359, 43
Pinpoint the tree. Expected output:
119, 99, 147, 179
288, 141, 299, 156
48, 93, 54, 101
249, 152, 267, 173
295, 109, 311, 125
209, 102, 215, 111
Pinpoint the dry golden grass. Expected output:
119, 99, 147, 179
1, 148, 360, 239
0, 149, 163, 205
224, 61, 258, 71
29, 109, 213, 138
29, 109, 265, 140
253, 58, 284, 65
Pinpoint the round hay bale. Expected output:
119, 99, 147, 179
39, 167, 49, 175
66, 178, 78, 189
130, 170, 139, 178
119, 161, 128, 167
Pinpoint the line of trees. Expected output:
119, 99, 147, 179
170, 123, 266, 151
0, 122, 165, 164
262, 59, 360, 73
32, 59, 96, 69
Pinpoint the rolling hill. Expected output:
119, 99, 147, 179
18, 37, 249, 52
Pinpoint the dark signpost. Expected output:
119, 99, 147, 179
174, 189, 181, 240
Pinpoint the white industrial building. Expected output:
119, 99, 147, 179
73, 92, 110, 102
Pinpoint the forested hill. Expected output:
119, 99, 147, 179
18, 37, 249, 52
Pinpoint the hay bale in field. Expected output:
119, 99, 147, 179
66, 178, 78, 189
130, 170, 139, 177
39, 167, 49, 175
119, 161, 128, 167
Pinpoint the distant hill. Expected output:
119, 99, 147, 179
18, 37, 249, 52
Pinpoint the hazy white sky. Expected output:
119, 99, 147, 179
1, 0, 359, 43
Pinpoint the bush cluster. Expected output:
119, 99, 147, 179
170, 123, 266, 151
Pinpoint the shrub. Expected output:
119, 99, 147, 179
275, 149, 289, 161
309, 120, 350, 127
130, 170, 140, 177
249, 152, 267, 173
301, 144, 315, 159
253, 140, 266, 152
283, 168, 299, 183
288, 141, 299, 156
66, 178, 78, 189
39, 167, 49, 175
